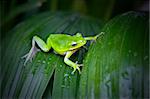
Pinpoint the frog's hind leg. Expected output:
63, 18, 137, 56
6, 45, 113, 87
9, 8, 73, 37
64, 50, 83, 74
22, 35, 51, 65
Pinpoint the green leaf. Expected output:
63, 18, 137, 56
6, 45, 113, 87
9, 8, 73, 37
78, 11, 149, 99
1, 12, 103, 98
86, 0, 115, 21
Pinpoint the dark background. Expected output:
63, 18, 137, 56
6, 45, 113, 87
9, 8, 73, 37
0, 0, 149, 36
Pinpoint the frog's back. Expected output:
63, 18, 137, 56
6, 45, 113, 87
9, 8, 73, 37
49, 34, 71, 39
49, 34, 73, 42
48, 34, 73, 52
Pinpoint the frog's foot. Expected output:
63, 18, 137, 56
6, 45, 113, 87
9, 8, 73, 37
93, 32, 105, 42
75, 61, 83, 67
22, 46, 40, 65
71, 63, 83, 74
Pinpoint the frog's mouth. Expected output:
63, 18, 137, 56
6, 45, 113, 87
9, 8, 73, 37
69, 48, 79, 51
69, 44, 85, 51
69, 47, 79, 51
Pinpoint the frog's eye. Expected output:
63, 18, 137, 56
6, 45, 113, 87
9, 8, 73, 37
71, 42, 77, 46
76, 33, 82, 37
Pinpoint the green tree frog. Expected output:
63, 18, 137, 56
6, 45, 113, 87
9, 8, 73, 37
23, 33, 103, 74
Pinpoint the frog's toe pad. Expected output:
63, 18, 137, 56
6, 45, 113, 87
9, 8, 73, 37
78, 64, 83, 67
21, 53, 29, 59
71, 64, 83, 74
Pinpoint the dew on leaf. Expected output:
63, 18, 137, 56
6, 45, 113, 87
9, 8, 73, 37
64, 73, 69, 77
144, 55, 148, 60
133, 52, 137, 57
128, 50, 131, 53
42, 61, 46, 64
61, 85, 66, 88
60, 65, 63, 67
37, 60, 41, 63
48, 58, 51, 61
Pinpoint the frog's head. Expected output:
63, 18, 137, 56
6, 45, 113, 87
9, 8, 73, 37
69, 33, 86, 50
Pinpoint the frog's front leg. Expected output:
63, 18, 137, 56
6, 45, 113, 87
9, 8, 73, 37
64, 50, 83, 74
84, 32, 104, 41
22, 35, 51, 65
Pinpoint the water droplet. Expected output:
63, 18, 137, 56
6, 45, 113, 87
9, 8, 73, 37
133, 52, 137, 57
62, 73, 71, 88
42, 61, 46, 63
64, 73, 69, 77
61, 85, 66, 88
69, 76, 71, 79
144, 56, 148, 60
60, 65, 62, 67
37, 60, 41, 62
66, 86, 69, 88
128, 50, 131, 53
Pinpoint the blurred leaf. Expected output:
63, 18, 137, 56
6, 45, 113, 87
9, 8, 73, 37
1, 0, 45, 27
72, 0, 87, 14
87, 0, 116, 21
78, 11, 149, 99
50, 0, 58, 11
1, 12, 103, 98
